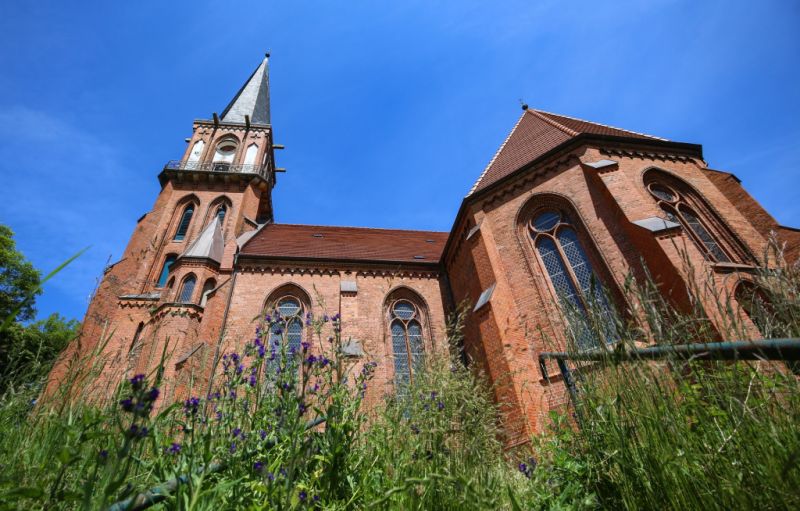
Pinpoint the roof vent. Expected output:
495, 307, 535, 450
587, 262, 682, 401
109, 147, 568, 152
413, 255, 426, 260
312, 233, 324, 238
425, 239, 435, 243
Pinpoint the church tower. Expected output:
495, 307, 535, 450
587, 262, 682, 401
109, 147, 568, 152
47, 55, 279, 402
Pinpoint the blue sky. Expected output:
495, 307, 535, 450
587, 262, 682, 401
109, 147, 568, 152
1, 1, 798, 322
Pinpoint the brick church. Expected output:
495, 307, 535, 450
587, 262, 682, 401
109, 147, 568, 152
48, 55, 799, 446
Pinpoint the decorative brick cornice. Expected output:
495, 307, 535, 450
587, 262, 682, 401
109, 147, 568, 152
237, 261, 439, 280
150, 302, 204, 321
599, 146, 698, 164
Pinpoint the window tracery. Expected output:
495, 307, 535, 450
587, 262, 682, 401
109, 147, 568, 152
387, 297, 426, 387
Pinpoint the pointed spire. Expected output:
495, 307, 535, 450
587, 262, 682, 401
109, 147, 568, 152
220, 54, 271, 125
181, 215, 224, 264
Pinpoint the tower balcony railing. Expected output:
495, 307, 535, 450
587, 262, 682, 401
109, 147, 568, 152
163, 160, 271, 180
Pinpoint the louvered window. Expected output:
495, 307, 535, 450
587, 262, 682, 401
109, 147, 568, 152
174, 205, 194, 241
530, 210, 615, 348
389, 300, 425, 387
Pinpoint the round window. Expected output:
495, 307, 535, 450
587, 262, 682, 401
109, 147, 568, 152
649, 184, 676, 202
531, 211, 561, 232
392, 301, 416, 320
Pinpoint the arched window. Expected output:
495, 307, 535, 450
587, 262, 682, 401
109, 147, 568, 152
269, 296, 305, 356
174, 204, 195, 241
157, 254, 177, 287
244, 143, 258, 166
187, 140, 205, 166
200, 278, 217, 307
212, 138, 238, 171
529, 208, 616, 347
644, 170, 747, 263
178, 274, 197, 303
388, 298, 425, 387
216, 204, 227, 223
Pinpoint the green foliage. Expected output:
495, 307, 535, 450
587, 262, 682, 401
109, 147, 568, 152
0, 225, 41, 323
0, 239, 798, 510
536, 239, 800, 510
0, 313, 80, 396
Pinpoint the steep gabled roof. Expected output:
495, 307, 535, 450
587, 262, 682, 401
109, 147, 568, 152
181, 216, 224, 264
239, 223, 447, 264
469, 108, 667, 195
220, 55, 271, 125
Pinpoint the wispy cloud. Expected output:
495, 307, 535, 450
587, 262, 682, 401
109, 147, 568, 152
0, 106, 140, 319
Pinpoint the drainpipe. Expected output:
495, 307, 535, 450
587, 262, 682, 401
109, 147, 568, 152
205, 252, 239, 399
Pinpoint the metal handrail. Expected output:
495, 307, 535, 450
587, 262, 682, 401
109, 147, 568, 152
538, 338, 800, 426
163, 160, 270, 179
538, 339, 800, 382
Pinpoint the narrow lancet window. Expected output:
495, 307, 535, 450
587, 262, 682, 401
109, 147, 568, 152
174, 205, 194, 241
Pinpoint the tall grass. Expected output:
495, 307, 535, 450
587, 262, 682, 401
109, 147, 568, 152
0, 241, 798, 509
534, 239, 800, 510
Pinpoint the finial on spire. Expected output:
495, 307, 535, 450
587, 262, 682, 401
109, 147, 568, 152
519, 99, 528, 111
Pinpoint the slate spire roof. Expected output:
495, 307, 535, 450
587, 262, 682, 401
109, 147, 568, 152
469, 108, 667, 195
220, 54, 271, 125
181, 215, 224, 264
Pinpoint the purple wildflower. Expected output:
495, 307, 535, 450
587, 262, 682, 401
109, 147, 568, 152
253, 461, 264, 472
167, 442, 181, 455
299, 491, 307, 502
146, 387, 160, 402
119, 398, 134, 413
129, 374, 145, 390
184, 397, 201, 415
229, 442, 237, 454
232, 427, 242, 438
437, 401, 445, 411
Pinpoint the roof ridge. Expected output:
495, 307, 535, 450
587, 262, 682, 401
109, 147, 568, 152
527, 108, 580, 137
533, 108, 668, 141
269, 222, 448, 235
468, 110, 527, 196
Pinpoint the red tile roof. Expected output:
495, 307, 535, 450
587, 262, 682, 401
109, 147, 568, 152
469, 109, 666, 195
240, 223, 448, 264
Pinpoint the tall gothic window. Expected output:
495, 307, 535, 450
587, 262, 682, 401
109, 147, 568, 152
174, 204, 195, 241
178, 274, 196, 303
644, 170, 747, 263
529, 208, 616, 347
269, 296, 305, 356
216, 204, 227, 222
388, 298, 425, 387
157, 254, 177, 287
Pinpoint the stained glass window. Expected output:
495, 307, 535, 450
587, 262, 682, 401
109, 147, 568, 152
389, 299, 425, 387
646, 178, 735, 263
178, 275, 196, 303
530, 210, 615, 348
